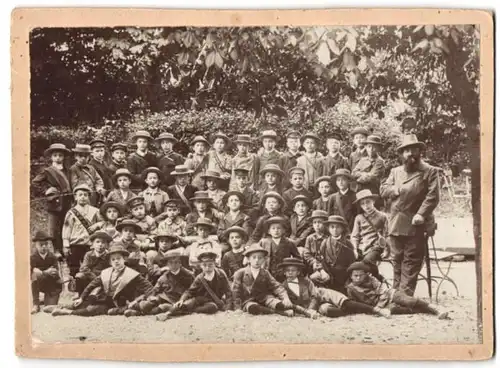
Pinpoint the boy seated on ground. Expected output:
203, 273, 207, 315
148, 232, 182, 284
346, 261, 450, 319
125, 248, 194, 317
220, 226, 249, 280
74, 231, 112, 297
49, 244, 153, 317
232, 244, 294, 316
156, 250, 233, 321
30, 231, 62, 314
279, 257, 386, 319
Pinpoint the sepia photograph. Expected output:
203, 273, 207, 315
12, 8, 493, 362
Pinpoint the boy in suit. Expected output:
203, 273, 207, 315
185, 218, 222, 269
127, 130, 158, 191
206, 132, 232, 191
329, 169, 357, 230
185, 191, 221, 236
221, 226, 248, 279
70, 144, 105, 207
255, 130, 282, 189
89, 138, 113, 191
147, 232, 182, 284
296, 132, 324, 192
351, 190, 389, 274
74, 231, 112, 296
232, 244, 294, 316
50, 244, 153, 317
279, 131, 302, 189
312, 176, 333, 212
30, 231, 62, 313
280, 257, 383, 318
126, 196, 157, 260
115, 219, 148, 275
319, 215, 356, 294
109, 142, 128, 173
201, 170, 227, 211
166, 165, 197, 216
218, 191, 252, 250
258, 216, 299, 281
288, 195, 314, 253
249, 191, 288, 243
33, 143, 72, 256
346, 262, 449, 319
155, 133, 184, 188
322, 132, 349, 176
62, 184, 102, 278
233, 168, 260, 217
127, 248, 194, 316
157, 199, 187, 237
105, 168, 135, 206
138, 167, 170, 220
259, 163, 285, 195
229, 134, 257, 191
282, 167, 313, 210
352, 134, 385, 197
348, 127, 369, 170
184, 135, 210, 191
302, 210, 330, 285
157, 250, 232, 320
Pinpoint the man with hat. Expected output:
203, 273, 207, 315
184, 135, 210, 191
62, 183, 102, 278
138, 166, 169, 219
319, 215, 356, 293
352, 134, 386, 196
297, 132, 324, 191
109, 142, 128, 173
88, 138, 114, 191
166, 164, 197, 216
51, 244, 154, 317
33, 143, 72, 255
157, 250, 232, 320
30, 230, 62, 313
279, 130, 303, 189
127, 130, 158, 191
155, 132, 184, 188
127, 248, 194, 317
380, 134, 439, 296
206, 132, 232, 191
322, 132, 349, 176
229, 134, 257, 191
232, 244, 294, 316
329, 168, 358, 230
348, 126, 370, 169
70, 143, 106, 206
201, 170, 226, 211
255, 129, 283, 189
74, 231, 112, 296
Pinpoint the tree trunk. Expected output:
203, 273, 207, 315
444, 33, 482, 339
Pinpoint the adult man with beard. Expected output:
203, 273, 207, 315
380, 134, 439, 296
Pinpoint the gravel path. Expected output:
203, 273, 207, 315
31, 262, 480, 344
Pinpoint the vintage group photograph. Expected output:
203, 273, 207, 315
27, 22, 484, 347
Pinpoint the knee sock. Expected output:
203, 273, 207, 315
341, 300, 375, 315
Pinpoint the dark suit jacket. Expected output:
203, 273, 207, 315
89, 158, 114, 190
127, 151, 158, 190
259, 237, 300, 279
146, 267, 194, 304
282, 276, 319, 310
289, 213, 313, 248
180, 268, 232, 310
282, 187, 313, 213
79, 250, 109, 277
158, 152, 185, 188
32, 165, 72, 213
319, 236, 356, 292
185, 211, 219, 236
380, 161, 439, 236
217, 212, 252, 240
328, 190, 357, 230
279, 151, 302, 189
232, 266, 289, 310
31, 251, 59, 273
352, 155, 385, 195
166, 184, 197, 216
81, 266, 153, 307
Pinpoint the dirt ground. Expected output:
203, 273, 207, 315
31, 261, 480, 344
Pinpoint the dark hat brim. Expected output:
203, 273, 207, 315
197, 251, 218, 261
32, 234, 53, 242
115, 222, 142, 233
108, 249, 129, 257
193, 221, 216, 229
89, 232, 113, 243
99, 202, 125, 217
243, 247, 269, 257
155, 135, 178, 143
113, 171, 132, 181
325, 218, 348, 227
259, 168, 285, 177
72, 149, 91, 154
301, 134, 320, 142
234, 138, 252, 144
365, 140, 383, 146
222, 191, 245, 206
191, 138, 210, 146
190, 196, 213, 202
278, 260, 305, 269
289, 196, 312, 208
351, 128, 370, 136
222, 227, 248, 241
259, 193, 285, 208
155, 234, 179, 242
310, 214, 329, 221
142, 168, 163, 180
200, 174, 223, 181
347, 261, 372, 274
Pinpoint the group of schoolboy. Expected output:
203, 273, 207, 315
30, 128, 449, 321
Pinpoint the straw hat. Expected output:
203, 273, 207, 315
397, 134, 426, 152
44, 143, 70, 157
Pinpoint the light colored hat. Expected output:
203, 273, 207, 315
243, 243, 269, 257
72, 183, 92, 194
234, 134, 252, 144
113, 168, 132, 183
351, 127, 370, 137
222, 226, 248, 242
115, 219, 142, 233
397, 134, 426, 152
331, 168, 353, 181
89, 231, 113, 243
72, 144, 92, 154
353, 189, 379, 204
260, 130, 278, 140
259, 164, 285, 177
193, 217, 216, 230
288, 166, 305, 177
191, 136, 209, 146
155, 132, 178, 143
314, 175, 332, 187
190, 191, 213, 202
365, 134, 383, 146
212, 132, 230, 144
197, 250, 218, 262
259, 191, 285, 209
171, 165, 194, 176
131, 130, 153, 142
44, 143, 70, 157
301, 132, 320, 143
200, 170, 223, 181
141, 167, 163, 181
107, 244, 129, 257
310, 210, 329, 221
324, 215, 348, 228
